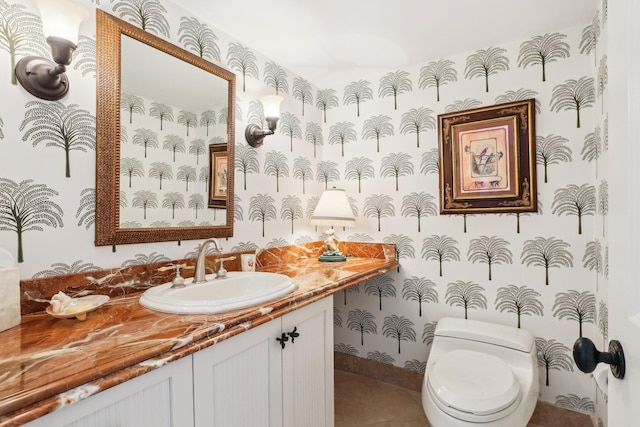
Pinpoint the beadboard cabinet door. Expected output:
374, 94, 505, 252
281, 296, 334, 427
193, 316, 282, 427
23, 355, 194, 427
193, 296, 334, 427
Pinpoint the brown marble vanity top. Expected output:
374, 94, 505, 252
0, 242, 398, 426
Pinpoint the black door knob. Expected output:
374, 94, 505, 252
573, 337, 625, 379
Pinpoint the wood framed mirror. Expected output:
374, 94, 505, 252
95, 10, 235, 246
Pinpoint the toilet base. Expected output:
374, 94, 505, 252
422, 384, 537, 427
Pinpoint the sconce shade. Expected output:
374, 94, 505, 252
34, 0, 88, 43
245, 95, 284, 147
310, 188, 356, 227
15, 0, 88, 101
260, 95, 284, 118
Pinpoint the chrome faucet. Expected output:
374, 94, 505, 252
193, 239, 222, 284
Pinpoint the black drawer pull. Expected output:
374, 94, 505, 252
287, 327, 300, 343
276, 333, 289, 349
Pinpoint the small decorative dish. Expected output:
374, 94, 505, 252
46, 295, 110, 321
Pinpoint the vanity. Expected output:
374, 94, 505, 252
0, 8, 400, 426
0, 242, 398, 426
22, 298, 331, 427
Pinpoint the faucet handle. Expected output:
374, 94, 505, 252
215, 256, 235, 279
157, 263, 186, 273
158, 263, 187, 288
171, 265, 186, 288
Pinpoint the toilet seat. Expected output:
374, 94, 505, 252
427, 349, 521, 422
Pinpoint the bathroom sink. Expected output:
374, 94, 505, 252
139, 271, 298, 314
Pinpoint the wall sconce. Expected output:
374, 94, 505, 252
310, 188, 356, 262
245, 95, 284, 147
15, 0, 88, 101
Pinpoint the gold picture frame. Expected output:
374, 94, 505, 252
208, 144, 228, 208
438, 99, 537, 214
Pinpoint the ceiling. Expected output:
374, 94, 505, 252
179, 0, 599, 88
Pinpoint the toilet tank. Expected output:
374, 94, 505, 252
434, 317, 534, 353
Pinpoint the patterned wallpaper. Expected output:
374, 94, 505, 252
0, 0, 607, 424
328, 12, 608, 422
119, 92, 227, 228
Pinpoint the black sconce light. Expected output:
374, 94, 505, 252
245, 95, 284, 147
15, 0, 88, 101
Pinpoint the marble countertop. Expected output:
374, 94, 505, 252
0, 242, 398, 426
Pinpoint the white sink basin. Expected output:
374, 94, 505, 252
139, 271, 298, 314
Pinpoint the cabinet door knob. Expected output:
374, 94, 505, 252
573, 337, 626, 379
276, 333, 289, 349
287, 327, 300, 343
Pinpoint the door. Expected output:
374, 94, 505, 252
193, 319, 282, 427
281, 297, 334, 427
24, 356, 194, 427
607, 0, 640, 424
192, 297, 334, 427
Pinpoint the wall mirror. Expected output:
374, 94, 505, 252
95, 10, 235, 246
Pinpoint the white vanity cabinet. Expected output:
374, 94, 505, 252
193, 296, 334, 427
23, 355, 194, 427
21, 296, 334, 427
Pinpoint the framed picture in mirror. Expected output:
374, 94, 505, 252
209, 144, 228, 208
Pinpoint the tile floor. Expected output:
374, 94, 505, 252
334, 370, 592, 427
335, 369, 428, 427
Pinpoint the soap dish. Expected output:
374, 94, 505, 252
46, 295, 110, 321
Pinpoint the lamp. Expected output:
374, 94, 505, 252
15, 0, 88, 101
245, 95, 284, 147
310, 188, 356, 262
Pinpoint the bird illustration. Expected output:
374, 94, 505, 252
477, 147, 488, 164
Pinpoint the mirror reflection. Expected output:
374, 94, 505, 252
119, 35, 228, 228
95, 10, 236, 246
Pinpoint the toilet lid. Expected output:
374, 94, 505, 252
427, 349, 520, 417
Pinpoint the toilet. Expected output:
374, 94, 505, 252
422, 317, 539, 427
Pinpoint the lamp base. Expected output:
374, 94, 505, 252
318, 251, 347, 262
15, 56, 69, 101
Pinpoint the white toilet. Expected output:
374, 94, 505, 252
422, 317, 539, 427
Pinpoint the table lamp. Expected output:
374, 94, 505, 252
310, 188, 355, 262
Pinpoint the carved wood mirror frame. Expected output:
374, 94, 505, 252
95, 10, 235, 246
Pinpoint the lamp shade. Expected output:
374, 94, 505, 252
34, 0, 88, 43
310, 188, 356, 227
260, 95, 284, 118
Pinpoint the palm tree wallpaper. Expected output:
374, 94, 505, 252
0, 0, 609, 425
119, 91, 227, 227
